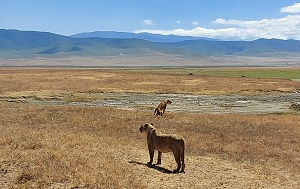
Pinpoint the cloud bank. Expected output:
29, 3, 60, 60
136, 3, 300, 41
280, 3, 300, 13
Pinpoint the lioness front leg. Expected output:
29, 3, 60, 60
156, 151, 162, 165
148, 147, 154, 165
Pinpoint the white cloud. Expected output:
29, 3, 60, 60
213, 18, 243, 25
212, 15, 300, 40
176, 20, 181, 24
280, 3, 300, 13
142, 20, 154, 25
135, 4, 300, 40
192, 21, 199, 25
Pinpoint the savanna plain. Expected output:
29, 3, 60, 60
0, 67, 300, 188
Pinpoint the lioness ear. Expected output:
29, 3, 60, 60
149, 127, 155, 133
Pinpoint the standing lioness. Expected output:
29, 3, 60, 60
139, 123, 185, 173
153, 99, 172, 117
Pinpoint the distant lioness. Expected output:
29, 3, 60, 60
139, 123, 185, 173
153, 99, 172, 117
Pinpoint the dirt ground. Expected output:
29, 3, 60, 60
126, 149, 298, 188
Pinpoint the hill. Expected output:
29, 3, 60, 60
1, 29, 300, 59
1, 29, 200, 58
164, 38, 300, 56
70, 31, 218, 42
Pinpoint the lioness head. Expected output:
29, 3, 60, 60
139, 123, 154, 133
165, 99, 172, 104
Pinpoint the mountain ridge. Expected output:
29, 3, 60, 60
70, 31, 219, 42
1, 29, 300, 59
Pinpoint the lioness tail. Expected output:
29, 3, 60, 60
180, 139, 185, 173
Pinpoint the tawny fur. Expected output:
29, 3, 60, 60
153, 99, 172, 117
139, 123, 185, 173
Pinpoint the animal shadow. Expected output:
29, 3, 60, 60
128, 160, 173, 174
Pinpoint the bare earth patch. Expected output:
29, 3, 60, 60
1, 91, 299, 114
128, 148, 299, 188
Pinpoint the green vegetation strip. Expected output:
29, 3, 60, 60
115, 68, 300, 79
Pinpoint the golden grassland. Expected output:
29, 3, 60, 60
0, 104, 300, 188
0, 68, 300, 188
0, 68, 300, 97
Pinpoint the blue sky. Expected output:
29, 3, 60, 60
1, 0, 300, 40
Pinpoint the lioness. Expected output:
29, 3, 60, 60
139, 123, 185, 173
153, 99, 172, 117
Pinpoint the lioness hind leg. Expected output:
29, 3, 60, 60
156, 151, 162, 165
172, 151, 181, 173
180, 163, 185, 173
180, 148, 185, 173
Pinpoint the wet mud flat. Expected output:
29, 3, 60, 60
26, 92, 300, 114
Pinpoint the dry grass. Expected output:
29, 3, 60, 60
0, 68, 299, 96
0, 104, 147, 188
1, 68, 300, 188
0, 103, 299, 188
